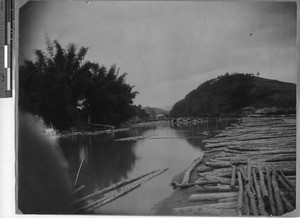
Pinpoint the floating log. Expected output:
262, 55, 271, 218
271, 168, 284, 216
73, 169, 159, 205
182, 153, 204, 184
70, 185, 85, 196
252, 168, 268, 216
257, 163, 269, 202
74, 156, 85, 187
77, 181, 141, 212
189, 192, 238, 202
236, 171, 243, 216
77, 168, 168, 212
230, 165, 236, 188
115, 136, 144, 142
197, 184, 236, 193
266, 167, 276, 215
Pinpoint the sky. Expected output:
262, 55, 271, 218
19, 1, 297, 109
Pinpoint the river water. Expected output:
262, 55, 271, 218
57, 119, 234, 215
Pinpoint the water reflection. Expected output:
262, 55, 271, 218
56, 119, 235, 214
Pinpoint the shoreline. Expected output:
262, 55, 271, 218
152, 116, 296, 216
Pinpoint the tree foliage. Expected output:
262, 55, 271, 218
19, 40, 139, 130
170, 73, 296, 117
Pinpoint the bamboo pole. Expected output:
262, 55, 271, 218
70, 185, 85, 196
252, 168, 268, 216
230, 165, 236, 188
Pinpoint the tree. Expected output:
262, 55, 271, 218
19, 39, 139, 130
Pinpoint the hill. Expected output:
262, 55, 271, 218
170, 73, 296, 117
143, 107, 169, 119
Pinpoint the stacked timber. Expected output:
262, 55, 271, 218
172, 117, 296, 216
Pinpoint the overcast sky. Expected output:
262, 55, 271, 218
20, 1, 297, 109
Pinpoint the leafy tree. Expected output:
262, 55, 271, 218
19, 39, 139, 130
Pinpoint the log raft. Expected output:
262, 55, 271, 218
172, 117, 296, 216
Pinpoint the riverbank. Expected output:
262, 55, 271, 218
153, 117, 296, 216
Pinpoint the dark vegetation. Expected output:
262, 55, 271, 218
19, 39, 146, 130
170, 73, 296, 117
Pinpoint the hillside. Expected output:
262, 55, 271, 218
170, 73, 296, 117
143, 107, 169, 119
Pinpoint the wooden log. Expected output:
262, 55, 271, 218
204, 175, 232, 185
70, 185, 85, 196
174, 206, 237, 216
252, 168, 268, 216
230, 165, 236, 188
243, 189, 250, 216
279, 191, 295, 212
277, 169, 295, 190
266, 154, 296, 162
189, 192, 238, 202
271, 168, 284, 216
205, 161, 232, 168
77, 168, 168, 212
236, 171, 243, 216
218, 197, 238, 203
277, 173, 296, 202
246, 188, 258, 216
115, 136, 144, 141
182, 154, 204, 184
197, 166, 214, 173
197, 184, 236, 192
77, 182, 141, 212
228, 145, 259, 151
266, 167, 276, 215
173, 202, 238, 215
257, 163, 269, 202
74, 156, 85, 187
73, 169, 159, 205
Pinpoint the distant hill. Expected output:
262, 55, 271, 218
170, 73, 296, 117
143, 107, 169, 119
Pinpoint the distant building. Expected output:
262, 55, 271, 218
156, 114, 166, 120
242, 106, 256, 115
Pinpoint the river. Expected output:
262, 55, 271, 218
57, 119, 235, 215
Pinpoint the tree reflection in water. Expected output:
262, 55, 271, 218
58, 126, 157, 195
